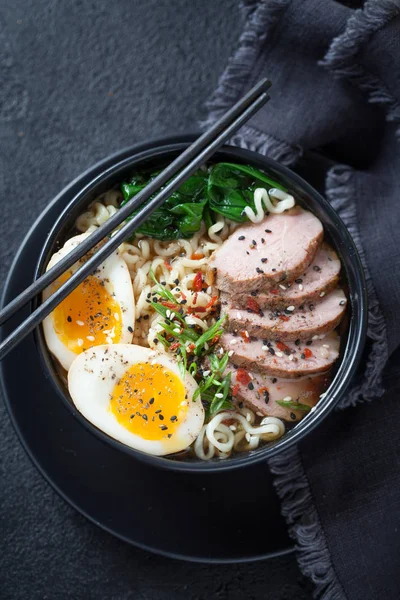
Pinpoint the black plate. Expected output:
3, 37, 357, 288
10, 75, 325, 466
0, 139, 294, 562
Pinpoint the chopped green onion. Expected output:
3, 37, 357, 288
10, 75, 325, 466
275, 399, 311, 412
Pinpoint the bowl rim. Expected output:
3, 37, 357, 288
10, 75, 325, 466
34, 134, 368, 473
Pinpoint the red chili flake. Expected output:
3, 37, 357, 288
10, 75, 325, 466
210, 335, 220, 345
276, 341, 290, 352
188, 305, 207, 314
232, 384, 240, 396
164, 260, 172, 271
191, 252, 204, 260
193, 272, 203, 292
246, 296, 261, 313
222, 417, 236, 426
279, 315, 290, 322
270, 289, 279, 295
180, 291, 187, 301
205, 295, 219, 309
193, 292, 198, 305
239, 331, 250, 343
161, 301, 180, 310
187, 343, 196, 352
303, 348, 313, 359
169, 342, 181, 351
236, 368, 251, 386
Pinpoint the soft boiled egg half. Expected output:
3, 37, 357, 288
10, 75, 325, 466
68, 345, 204, 456
42, 232, 135, 370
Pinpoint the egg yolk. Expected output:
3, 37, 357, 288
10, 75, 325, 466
51, 271, 123, 353
109, 363, 188, 440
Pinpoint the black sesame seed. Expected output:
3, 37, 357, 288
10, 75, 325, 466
149, 397, 154, 404
246, 251, 250, 255
252, 239, 257, 246
256, 267, 264, 274
174, 278, 179, 285
268, 347, 275, 355
128, 326, 133, 333
168, 434, 172, 438
142, 414, 148, 421
290, 412, 296, 420
339, 300, 346, 306
309, 304, 314, 311
238, 235, 245, 241
264, 390, 270, 404
301, 353, 305, 359
272, 268, 276, 272
295, 278, 303, 284
170, 416, 177, 422
160, 425, 168, 431
306, 340, 313, 345
248, 382, 254, 390
158, 414, 164, 420
284, 349, 291, 356
265, 229, 272, 233
67, 316, 72, 322
271, 378, 277, 384
295, 339, 300, 346
313, 265, 321, 272
261, 238, 265, 244
261, 258, 268, 263
238, 402, 244, 409
251, 291, 258, 296
143, 314, 149, 321
155, 409, 162, 414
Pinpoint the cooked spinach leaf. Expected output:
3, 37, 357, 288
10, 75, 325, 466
120, 162, 289, 241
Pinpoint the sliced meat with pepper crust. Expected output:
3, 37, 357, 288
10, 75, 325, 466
230, 364, 331, 421
209, 206, 323, 295
228, 243, 341, 310
223, 287, 347, 341
221, 330, 339, 377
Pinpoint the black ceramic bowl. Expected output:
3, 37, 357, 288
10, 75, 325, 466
35, 136, 368, 472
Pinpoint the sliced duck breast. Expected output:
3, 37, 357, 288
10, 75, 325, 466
209, 207, 323, 295
229, 364, 331, 421
223, 287, 347, 341
221, 330, 340, 378
228, 243, 341, 310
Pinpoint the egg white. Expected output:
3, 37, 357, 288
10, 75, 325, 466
67, 344, 204, 456
42, 232, 135, 371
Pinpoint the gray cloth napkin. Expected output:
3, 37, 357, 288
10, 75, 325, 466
203, 1, 400, 598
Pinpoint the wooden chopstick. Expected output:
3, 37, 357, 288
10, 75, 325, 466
0, 79, 271, 361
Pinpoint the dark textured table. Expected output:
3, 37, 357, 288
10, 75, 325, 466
0, 2, 312, 598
